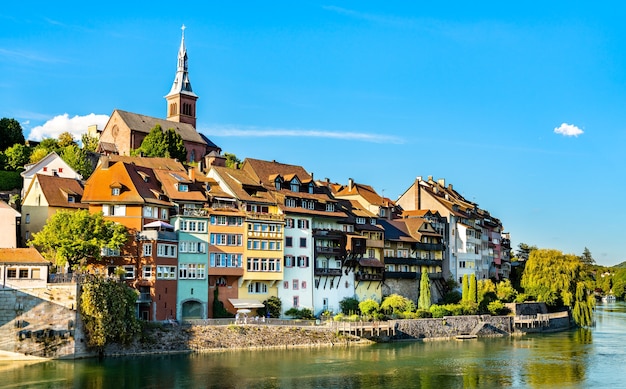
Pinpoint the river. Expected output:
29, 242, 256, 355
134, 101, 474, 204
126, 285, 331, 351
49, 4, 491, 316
1, 302, 625, 388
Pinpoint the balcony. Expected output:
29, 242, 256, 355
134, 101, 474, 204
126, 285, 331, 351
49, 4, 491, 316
315, 246, 345, 257
182, 208, 209, 217
355, 272, 383, 282
313, 229, 345, 239
246, 212, 284, 222
384, 257, 441, 267
385, 271, 417, 280
365, 239, 385, 249
314, 267, 342, 276
137, 292, 151, 303
415, 242, 444, 252
139, 230, 178, 242
247, 231, 283, 239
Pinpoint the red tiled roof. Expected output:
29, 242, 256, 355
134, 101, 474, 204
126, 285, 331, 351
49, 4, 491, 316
0, 248, 49, 264
36, 174, 87, 209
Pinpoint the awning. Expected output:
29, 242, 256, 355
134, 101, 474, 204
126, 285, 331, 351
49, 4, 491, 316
229, 298, 265, 309
358, 258, 385, 268
143, 220, 174, 229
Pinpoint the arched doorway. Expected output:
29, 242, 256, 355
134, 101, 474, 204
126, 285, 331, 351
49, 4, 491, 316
182, 300, 203, 319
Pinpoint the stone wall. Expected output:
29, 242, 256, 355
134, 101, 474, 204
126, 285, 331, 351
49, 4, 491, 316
0, 285, 90, 359
394, 315, 514, 340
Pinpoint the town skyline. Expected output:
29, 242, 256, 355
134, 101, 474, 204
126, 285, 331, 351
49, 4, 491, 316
2, 2, 625, 266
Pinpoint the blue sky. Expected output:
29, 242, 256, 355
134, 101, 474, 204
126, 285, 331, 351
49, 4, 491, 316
2, 2, 625, 266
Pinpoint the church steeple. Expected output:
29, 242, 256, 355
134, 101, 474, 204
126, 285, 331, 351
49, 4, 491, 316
166, 25, 198, 128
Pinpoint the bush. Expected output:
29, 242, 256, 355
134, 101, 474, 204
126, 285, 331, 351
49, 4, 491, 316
515, 293, 531, 303
415, 309, 432, 318
487, 300, 510, 316
460, 301, 479, 315
333, 313, 345, 321
339, 297, 360, 315
359, 299, 380, 316
285, 307, 315, 320
443, 290, 462, 304
0, 170, 21, 190
258, 296, 282, 318
429, 305, 451, 318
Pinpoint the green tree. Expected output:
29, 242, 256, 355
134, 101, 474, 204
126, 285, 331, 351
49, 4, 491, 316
80, 274, 141, 350
478, 279, 497, 311
418, 271, 432, 310
462, 274, 469, 302
135, 125, 187, 161
61, 144, 94, 178
29, 147, 50, 164
81, 133, 99, 152
339, 296, 360, 315
224, 152, 241, 169
469, 274, 478, 303
496, 279, 518, 302
31, 210, 127, 269
259, 296, 282, 318
0, 118, 25, 151
521, 248, 595, 326
359, 299, 380, 316
58, 131, 77, 148
579, 247, 595, 266
380, 294, 411, 315
3, 143, 31, 170
516, 243, 538, 262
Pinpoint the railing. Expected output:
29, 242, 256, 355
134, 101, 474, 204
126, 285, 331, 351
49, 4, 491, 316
246, 212, 284, 222
314, 267, 342, 276
315, 247, 343, 256
415, 242, 444, 251
384, 271, 417, 280
48, 273, 84, 284
247, 231, 283, 239
137, 292, 151, 303
330, 320, 396, 337
182, 208, 209, 217
355, 272, 383, 281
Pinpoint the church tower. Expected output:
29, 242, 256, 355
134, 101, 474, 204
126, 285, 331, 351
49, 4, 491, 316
165, 25, 198, 128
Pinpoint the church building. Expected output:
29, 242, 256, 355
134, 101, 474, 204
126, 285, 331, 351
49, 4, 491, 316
97, 26, 220, 164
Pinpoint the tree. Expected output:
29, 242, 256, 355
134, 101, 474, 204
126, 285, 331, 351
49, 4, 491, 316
30, 210, 128, 269
259, 296, 282, 318
224, 152, 241, 169
81, 133, 99, 152
58, 131, 77, 148
380, 294, 411, 315
339, 296, 360, 315
135, 125, 187, 161
516, 243, 538, 262
3, 143, 31, 170
579, 247, 595, 266
80, 274, 141, 350
29, 147, 50, 164
495, 279, 518, 303
478, 279, 497, 311
462, 274, 469, 301
359, 299, 380, 316
61, 144, 93, 178
0, 118, 25, 152
418, 271, 432, 310
521, 248, 595, 326
469, 274, 478, 303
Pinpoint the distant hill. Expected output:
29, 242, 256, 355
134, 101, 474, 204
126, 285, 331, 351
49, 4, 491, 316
613, 261, 626, 269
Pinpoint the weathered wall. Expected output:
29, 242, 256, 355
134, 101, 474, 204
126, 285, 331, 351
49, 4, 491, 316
0, 285, 90, 359
394, 315, 514, 340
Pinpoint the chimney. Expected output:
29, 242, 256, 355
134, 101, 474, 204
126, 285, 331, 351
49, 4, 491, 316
348, 178, 354, 191
101, 155, 110, 169
188, 166, 196, 181
448, 184, 453, 191
438, 178, 445, 187
427, 175, 433, 183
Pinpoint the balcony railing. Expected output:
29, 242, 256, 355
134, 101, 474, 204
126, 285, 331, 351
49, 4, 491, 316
385, 271, 417, 280
415, 242, 444, 251
137, 293, 151, 303
246, 212, 284, 222
315, 246, 344, 256
384, 257, 442, 267
355, 272, 383, 281
314, 267, 342, 276
247, 231, 283, 239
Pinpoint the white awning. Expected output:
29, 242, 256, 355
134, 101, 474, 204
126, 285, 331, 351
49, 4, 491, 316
229, 298, 265, 309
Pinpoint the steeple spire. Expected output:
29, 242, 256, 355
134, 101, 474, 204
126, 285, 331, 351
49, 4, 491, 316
166, 25, 198, 127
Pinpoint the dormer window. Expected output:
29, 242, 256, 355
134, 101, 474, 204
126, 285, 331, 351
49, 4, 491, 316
356, 217, 366, 225
308, 182, 314, 194
112, 188, 121, 196
370, 219, 376, 225
290, 182, 299, 192
325, 203, 335, 212
178, 184, 189, 192
274, 177, 283, 190
68, 196, 75, 203
285, 198, 296, 207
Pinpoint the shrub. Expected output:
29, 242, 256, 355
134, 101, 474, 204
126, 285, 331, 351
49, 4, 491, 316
258, 296, 282, 318
443, 290, 462, 304
496, 279, 518, 303
487, 300, 510, 316
359, 299, 380, 316
429, 305, 451, 318
333, 313, 345, 321
415, 309, 432, 319
515, 293, 531, 303
460, 301, 479, 315
339, 297, 360, 315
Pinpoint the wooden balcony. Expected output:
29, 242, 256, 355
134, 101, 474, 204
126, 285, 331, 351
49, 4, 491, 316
385, 271, 417, 280
414, 242, 444, 251
355, 272, 383, 281
384, 257, 442, 267
246, 212, 284, 222
314, 267, 342, 276
315, 246, 344, 257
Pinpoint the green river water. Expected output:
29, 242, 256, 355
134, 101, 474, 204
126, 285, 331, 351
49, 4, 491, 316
2, 302, 625, 388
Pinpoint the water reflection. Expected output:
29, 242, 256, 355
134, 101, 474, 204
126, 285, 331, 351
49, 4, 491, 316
1, 302, 625, 388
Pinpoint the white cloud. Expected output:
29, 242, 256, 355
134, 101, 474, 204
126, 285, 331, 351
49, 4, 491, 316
554, 123, 583, 137
202, 125, 404, 144
28, 113, 109, 141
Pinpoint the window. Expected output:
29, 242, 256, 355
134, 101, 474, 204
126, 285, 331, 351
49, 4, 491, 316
157, 244, 177, 257
58, 167, 63, 173
356, 217, 366, 225
285, 218, 294, 228
161, 208, 168, 220
178, 184, 189, 192
384, 249, 394, 257
299, 237, 307, 248
370, 219, 376, 225
283, 281, 289, 289
101, 247, 120, 256
248, 282, 267, 294
216, 277, 227, 286
179, 263, 206, 279
293, 296, 299, 307
285, 198, 296, 207
284, 255, 294, 267
143, 206, 154, 217
367, 249, 376, 258
31, 268, 40, 279
25, 214, 30, 224
325, 203, 335, 212
293, 279, 299, 290
211, 233, 242, 246
143, 243, 152, 257
181, 220, 207, 232
156, 266, 176, 279
301, 281, 307, 289
123, 266, 135, 279
297, 219, 309, 229
460, 261, 466, 268
143, 266, 154, 278
19, 269, 29, 278
210, 253, 242, 268
290, 182, 299, 192
103, 204, 126, 216
297, 256, 309, 268
285, 237, 293, 247
179, 241, 207, 253
7, 269, 17, 278
112, 188, 120, 196
247, 258, 281, 272
68, 196, 75, 203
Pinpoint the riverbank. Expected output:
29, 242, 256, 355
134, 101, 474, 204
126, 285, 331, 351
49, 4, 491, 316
103, 324, 368, 357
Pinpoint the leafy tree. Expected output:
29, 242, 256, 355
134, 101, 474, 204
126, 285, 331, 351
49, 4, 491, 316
469, 274, 478, 303
135, 125, 187, 161
58, 131, 77, 148
29, 147, 50, 164
258, 296, 282, 318
61, 144, 93, 178
579, 247, 595, 266
212, 288, 233, 318
521, 248, 595, 326
339, 296, 360, 315
359, 299, 380, 316
80, 274, 141, 350
4, 143, 32, 170
284, 307, 314, 319
478, 279, 497, 311
81, 133, 99, 152
0, 171, 22, 190
380, 294, 411, 315
31, 210, 127, 269
418, 271, 432, 310
224, 152, 241, 169
0, 151, 7, 170
516, 243, 538, 262
462, 274, 469, 301
496, 279, 518, 302
0, 118, 25, 151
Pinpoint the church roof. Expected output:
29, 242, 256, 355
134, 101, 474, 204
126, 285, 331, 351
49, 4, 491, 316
113, 109, 206, 145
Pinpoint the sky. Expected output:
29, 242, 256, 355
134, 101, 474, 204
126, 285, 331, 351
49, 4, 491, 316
2, 2, 626, 266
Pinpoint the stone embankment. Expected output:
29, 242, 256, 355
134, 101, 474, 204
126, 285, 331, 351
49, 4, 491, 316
104, 324, 367, 356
